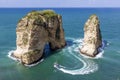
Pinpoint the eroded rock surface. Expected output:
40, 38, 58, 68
13, 10, 66, 64
80, 15, 102, 57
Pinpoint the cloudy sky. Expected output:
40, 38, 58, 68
0, 0, 120, 8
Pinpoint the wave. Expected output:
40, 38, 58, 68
8, 50, 20, 61
24, 59, 44, 67
7, 50, 44, 67
54, 38, 107, 75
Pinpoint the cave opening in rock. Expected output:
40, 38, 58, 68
43, 42, 51, 57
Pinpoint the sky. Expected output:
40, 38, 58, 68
0, 0, 120, 8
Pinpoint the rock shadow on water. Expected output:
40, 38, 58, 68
24, 39, 74, 66
8, 39, 75, 67
43, 39, 75, 58
43, 38, 81, 58
8, 39, 108, 67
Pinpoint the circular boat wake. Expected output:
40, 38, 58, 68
54, 38, 107, 75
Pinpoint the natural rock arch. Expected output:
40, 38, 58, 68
13, 10, 66, 64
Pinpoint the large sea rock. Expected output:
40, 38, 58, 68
80, 14, 102, 57
13, 10, 66, 64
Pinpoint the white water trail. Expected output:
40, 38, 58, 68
54, 39, 104, 75
54, 47, 98, 75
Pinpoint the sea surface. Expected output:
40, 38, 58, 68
0, 8, 120, 80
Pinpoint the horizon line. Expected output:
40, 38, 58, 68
0, 7, 120, 8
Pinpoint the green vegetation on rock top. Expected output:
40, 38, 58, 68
26, 10, 57, 19
18, 10, 59, 28
39, 10, 57, 17
18, 10, 58, 24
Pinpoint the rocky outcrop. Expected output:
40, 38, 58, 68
13, 10, 66, 64
80, 14, 102, 57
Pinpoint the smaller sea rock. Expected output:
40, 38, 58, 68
80, 14, 102, 57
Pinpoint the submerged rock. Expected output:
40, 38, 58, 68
80, 14, 102, 57
13, 10, 66, 64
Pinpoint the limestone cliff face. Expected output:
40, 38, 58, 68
13, 10, 66, 64
80, 15, 102, 57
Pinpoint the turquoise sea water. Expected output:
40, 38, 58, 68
0, 8, 120, 80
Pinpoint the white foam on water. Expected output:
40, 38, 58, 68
80, 50, 104, 59
8, 37, 106, 70
95, 49, 104, 59
74, 38, 105, 59
8, 50, 20, 61
54, 38, 99, 75
8, 50, 44, 67
73, 38, 83, 44
79, 39, 106, 59
24, 59, 44, 67
54, 47, 98, 75
66, 37, 76, 41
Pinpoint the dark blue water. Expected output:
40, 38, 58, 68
0, 8, 120, 80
